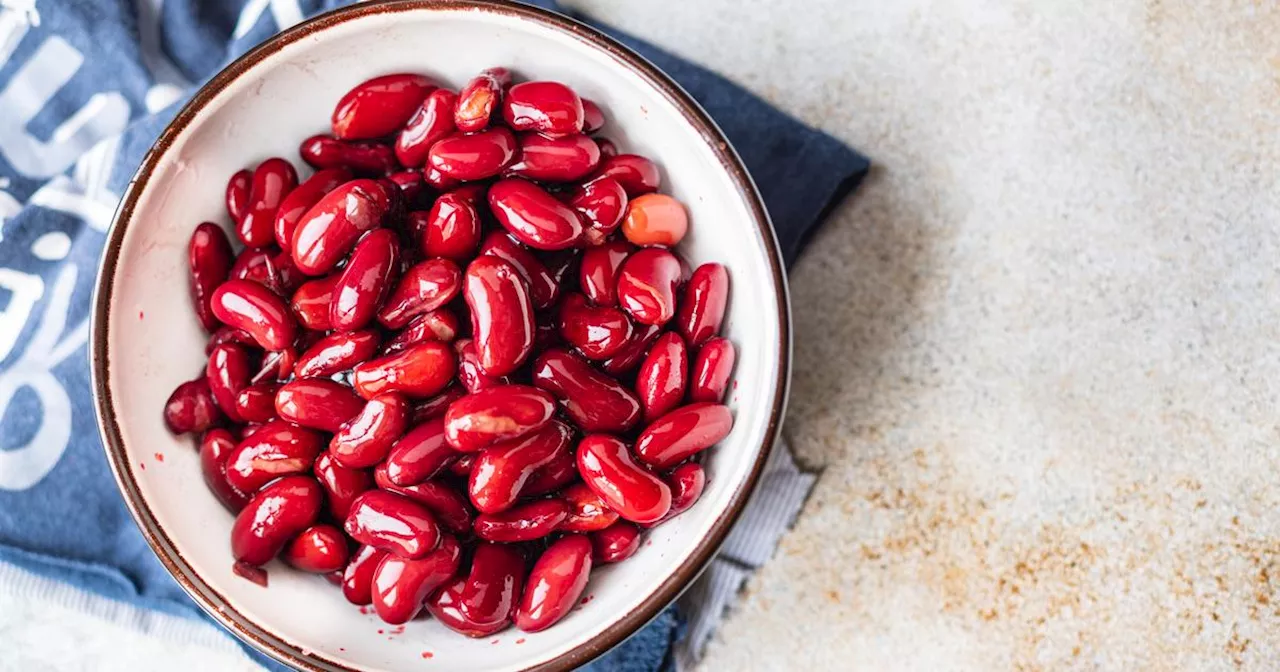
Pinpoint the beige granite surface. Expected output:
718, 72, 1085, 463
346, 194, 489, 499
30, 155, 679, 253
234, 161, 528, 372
571, 1, 1280, 669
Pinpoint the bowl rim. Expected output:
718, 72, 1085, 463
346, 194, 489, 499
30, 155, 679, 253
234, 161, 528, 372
89, 1, 791, 670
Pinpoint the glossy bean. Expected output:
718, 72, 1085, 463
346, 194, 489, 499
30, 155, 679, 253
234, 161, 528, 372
455, 338, 509, 394
600, 322, 662, 377
487, 178, 584, 250
558, 293, 632, 360
532, 349, 642, 433
473, 499, 569, 542
677, 263, 729, 347
294, 330, 380, 379
290, 274, 341, 331
502, 81, 583, 136
576, 435, 671, 524
395, 88, 457, 167
314, 452, 373, 520
569, 176, 628, 246
372, 535, 460, 624
330, 393, 409, 468
383, 417, 456, 486
300, 135, 399, 176
284, 524, 349, 573
225, 421, 324, 494
273, 167, 352, 249
690, 337, 735, 403
188, 222, 234, 332
290, 179, 392, 275
666, 462, 707, 520
514, 535, 592, 632
342, 545, 388, 606
387, 170, 425, 207
507, 133, 599, 182
581, 98, 605, 133
230, 246, 303, 296
519, 450, 579, 497
234, 382, 280, 423
591, 521, 641, 563
200, 429, 249, 512
206, 326, 258, 354
596, 154, 660, 196
377, 258, 462, 329
330, 229, 399, 331
344, 490, 442, 559
384, 309, 460, 353
422, 190, 482, 261
351, 341, 456, 399
478, 231, 558, 310
332, 73, 435, 140
622, 193, 687, 247
225, 169, 251, 224
373, 465, 473, 534
579, 240, 632, 307
164, 377, 223, 434
239, 158, 298, 248
427, 578, 491, 637
633, 403, 733, 469
206, 343, 253, 422
427, 127, 517, 181
558, 482, 620, 533
469, 419, 573, 514
459, 543, 524, 634
634, 332, 688, 421
231, 476, 323, 566
443, 385, 557, 452
616, 248, 682, 326
454, 67, 510, 133
211, 279, 297, 351
595, 137, 618, 159
274, 378, 365, 432
410, 385, 466, 424
464, 256, 535, 376
422, 164, 461, 192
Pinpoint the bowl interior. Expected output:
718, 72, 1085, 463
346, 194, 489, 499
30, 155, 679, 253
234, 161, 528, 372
98, 3, 784, 671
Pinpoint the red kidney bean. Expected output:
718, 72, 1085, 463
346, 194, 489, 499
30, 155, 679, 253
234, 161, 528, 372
330, 393, 409, 468
300, 135, 399, 176
230, 247, 304, 296
164, 377, 222, 434
678, 262, 729, 348
666, 462, 706, 519
591, 521, 641, 563
372, 534, 460, 625
600, 322, 661, 377
342, 545, 387, 606
469, 420, 572, 514
449, 453, 476, 477
569, 176, 628, 246
507, 133, 599, 182
596, 154, 660, 196
502, 81, 584, 136
581, 98, 605, 133
487, 178, 584, 250
422, 190, 482, 261
410, 385, 466, 424
234, 381, 281, 424
387, 170, 425, 206
384, 309, 459, 353
225, 421, 324, 494
454, 338, 509, 394
314, 452, 373, 520
622, 193, 687, 247
200, 429, 249, 512
454, 67, 510, 133
231, 475, 323, 566
377, 258, 461, 329
207, 326, 258, 354
383, 417, 455, 485
275, 378, 364, 432
290, 274, 340, 331
427, 127, 517, 181
464, 256, 535, 376
395, 88, 457, 168
351, 341, 456, 399
422, 164, 461, 192
459, 543, 524, 634
225, 169, 251, 224
635, 332, 688, 421
690, 337, 735, 403
515, 534, 592, 632
579, 240, 632, 307
617, 248, 682, 326
634, 403, 733, 469
211, 279, 297, 351
206, 342, 253, 422
532, 349, 641, 433
332, 73, 435, 140
595, 138, 618, 159
239, 158, 298, 248
473, 499, 569, 543
443, 385, 556, 452
293, 330, 379, 379
188, 222, 233, 332
519, 449, 579, 497
428, 578, 490, 637
273, 167, 352, 249
345, 490, 441, 559
285, 524, 350, 573
373, 465, 473, 534
559, 482, 620, 532
478, 231, 558, 310
576, 435, 671, 525
290, 179, 391, 275
329, 229, 399, 331
558, 293, 632, 360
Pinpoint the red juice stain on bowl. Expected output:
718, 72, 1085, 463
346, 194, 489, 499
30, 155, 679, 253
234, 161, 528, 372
515, 638, 526, 645
154, 452, 165, 462
138, 310, 144, 320
421, 651, 433, 659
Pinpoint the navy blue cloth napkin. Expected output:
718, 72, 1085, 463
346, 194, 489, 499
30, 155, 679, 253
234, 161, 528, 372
0, 0, 867, 669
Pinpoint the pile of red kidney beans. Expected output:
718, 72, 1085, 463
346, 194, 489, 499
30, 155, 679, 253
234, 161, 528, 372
162, 68, 735, 635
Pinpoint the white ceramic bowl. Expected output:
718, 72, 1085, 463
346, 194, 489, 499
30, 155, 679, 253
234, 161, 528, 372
90, 2, 789, 670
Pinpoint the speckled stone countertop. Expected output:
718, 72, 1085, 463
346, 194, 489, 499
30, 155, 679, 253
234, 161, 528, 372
571, 1, 1280, 669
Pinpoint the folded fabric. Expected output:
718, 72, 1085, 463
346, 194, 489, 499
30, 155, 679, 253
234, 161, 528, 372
0, 1, 868, 670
